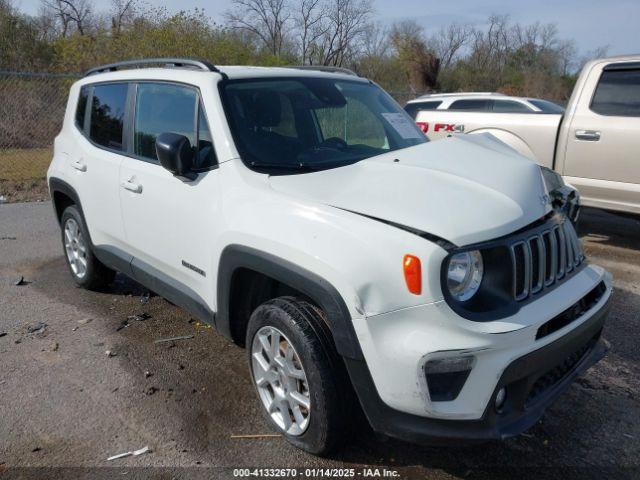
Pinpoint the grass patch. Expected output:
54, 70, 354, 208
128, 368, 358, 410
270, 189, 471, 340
0, 148, 52, 181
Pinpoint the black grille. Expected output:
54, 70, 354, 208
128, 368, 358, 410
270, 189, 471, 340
509, 219, 584, 302
525, 335, 597, 407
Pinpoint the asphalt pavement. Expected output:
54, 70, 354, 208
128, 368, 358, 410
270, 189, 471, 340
0, 202, 639, 480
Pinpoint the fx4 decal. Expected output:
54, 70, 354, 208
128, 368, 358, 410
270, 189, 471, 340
434, 123, 465, 133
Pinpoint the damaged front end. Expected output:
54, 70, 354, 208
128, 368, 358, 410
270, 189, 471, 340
540, 166, 581, 224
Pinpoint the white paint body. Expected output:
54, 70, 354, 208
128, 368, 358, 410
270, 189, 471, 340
48, 66, 612, 422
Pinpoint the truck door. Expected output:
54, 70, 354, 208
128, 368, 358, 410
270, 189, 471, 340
562, 62, 640, 213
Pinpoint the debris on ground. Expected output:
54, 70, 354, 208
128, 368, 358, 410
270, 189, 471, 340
192, 321, 212, 330
0, 236, 17, 240
0, 332, 7, 338
49, 342, 59, 352
145, 386, 158, 395
0, 195, 6, 204
154, 335, 194, 344
116, 320, 129, 332
107, 446, 151, 461
31, 447, 42, 453
128, 313, 152, 322
27, 322, 47, 334
77, 318, 92, 325
14, 276, 30, 286
230, 434, 282, 439
144, 370, 152, 378
140, 292, 151, 305
105, 350, 117, 357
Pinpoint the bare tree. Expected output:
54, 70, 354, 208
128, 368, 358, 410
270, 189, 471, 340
430, 23, 473, 69
110, 0, 136, 35
311, 0, 373, 66
295, 0, 327, 64
41, 0, 92, 36
225, 0, 291, 56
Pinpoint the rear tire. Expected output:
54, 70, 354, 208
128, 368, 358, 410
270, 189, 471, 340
60, 205, 115, 290
246, 296, 353, 455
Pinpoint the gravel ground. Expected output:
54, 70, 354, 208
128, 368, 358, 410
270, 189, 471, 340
0, 203, 638, 480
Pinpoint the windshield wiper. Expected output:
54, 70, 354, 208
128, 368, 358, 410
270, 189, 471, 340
250, 161, 316, 172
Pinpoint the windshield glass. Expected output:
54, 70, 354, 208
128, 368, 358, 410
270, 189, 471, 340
529, 99, 565, 114
221, 77, 428, 173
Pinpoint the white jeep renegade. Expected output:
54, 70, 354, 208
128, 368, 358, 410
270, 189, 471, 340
48, 58, 612, 454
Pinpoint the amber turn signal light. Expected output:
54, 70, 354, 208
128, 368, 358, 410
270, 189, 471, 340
403, 254, 422, 295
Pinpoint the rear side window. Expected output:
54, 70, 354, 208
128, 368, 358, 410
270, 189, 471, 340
529, 99, 565, 114
492, 100, 531, 113
89, 83, 128, 150
134, 83, 197, 161
591, 67, 640, 116
75, 86, 89, 129
404, 101, 442, 119
449, 99, 493, 111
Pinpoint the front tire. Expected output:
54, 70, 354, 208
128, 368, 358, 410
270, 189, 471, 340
246, 297, 352, 455
60, 205, 115, 290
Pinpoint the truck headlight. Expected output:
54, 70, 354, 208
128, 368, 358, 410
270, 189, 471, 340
446, 251, 483, 301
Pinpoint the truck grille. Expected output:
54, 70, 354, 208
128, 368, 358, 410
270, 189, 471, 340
509, 219, 584, 302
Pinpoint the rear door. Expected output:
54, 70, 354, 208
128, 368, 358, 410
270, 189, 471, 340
72, 82, 128, 250
118, 81, 221, 307
562, 62, 640, 212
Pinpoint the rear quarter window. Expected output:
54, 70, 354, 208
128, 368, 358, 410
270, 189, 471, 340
449, 99, 493, 111
591, 67, 640, 117
89, 83, 128, 151
75, 86, 89, 130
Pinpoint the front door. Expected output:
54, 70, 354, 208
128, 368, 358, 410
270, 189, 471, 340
563, 63, 640, 212
118, 82, 221, 310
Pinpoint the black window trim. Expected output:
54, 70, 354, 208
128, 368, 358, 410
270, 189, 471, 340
589, 63, 640, 118
73, 79, 219, 172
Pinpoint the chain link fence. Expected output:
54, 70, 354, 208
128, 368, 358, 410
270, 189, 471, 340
0, 71, 80, 202
0, 70, 418, 203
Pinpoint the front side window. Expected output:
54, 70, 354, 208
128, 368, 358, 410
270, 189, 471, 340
194, 102, 217, 171
591, 67, 640, 116
134, 83, 197, 160
89, 83, 128, 150
492, 100, 532, 113
449, 99, 493, 111
221, 78, 427, 173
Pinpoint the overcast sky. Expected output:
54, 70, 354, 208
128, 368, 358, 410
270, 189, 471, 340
13, 0, 639, 56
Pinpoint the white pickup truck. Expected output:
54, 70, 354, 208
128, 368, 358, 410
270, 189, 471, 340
407, 54, 640, 215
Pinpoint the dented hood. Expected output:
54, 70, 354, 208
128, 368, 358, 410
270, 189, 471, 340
268, 134, 551, 246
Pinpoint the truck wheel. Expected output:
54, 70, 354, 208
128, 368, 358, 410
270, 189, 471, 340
60, 205, 115, 290
246, 296, 351, 455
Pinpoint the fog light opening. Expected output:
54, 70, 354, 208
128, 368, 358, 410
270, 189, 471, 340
495, 387, 507, 412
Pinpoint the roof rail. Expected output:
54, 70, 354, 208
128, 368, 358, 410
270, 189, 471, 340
84, 58, 225, 77
289, 65, 359, 77
417, 92, 506, 99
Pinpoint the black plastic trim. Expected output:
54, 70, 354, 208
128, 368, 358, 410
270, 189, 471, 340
343, 294, 610, 444
216, 244, 363, 360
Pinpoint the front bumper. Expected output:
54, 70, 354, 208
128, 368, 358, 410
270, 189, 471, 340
345, 265, 612, 443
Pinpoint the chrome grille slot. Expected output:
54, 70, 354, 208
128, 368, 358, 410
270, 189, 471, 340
509, 219, 583, 302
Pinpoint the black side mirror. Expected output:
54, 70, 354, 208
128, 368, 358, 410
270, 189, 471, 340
155, 132, 195, 180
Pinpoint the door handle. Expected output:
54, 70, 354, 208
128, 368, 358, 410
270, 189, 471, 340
72, 160, 87, 172
122, 178, 143, 194
575, 130, 601, 141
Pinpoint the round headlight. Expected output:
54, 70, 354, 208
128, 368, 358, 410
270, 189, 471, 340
447, 250, 484, 301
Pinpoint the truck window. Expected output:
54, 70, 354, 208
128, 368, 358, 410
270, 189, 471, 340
492, 100, 532, 113
449, 99, 493, 111
404, 101, 442, 119
89, 83, 128, 151
591, 67, 640, 117
134, 83, 197, 161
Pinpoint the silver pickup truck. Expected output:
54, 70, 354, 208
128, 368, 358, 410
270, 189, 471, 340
406, 54, 640, 215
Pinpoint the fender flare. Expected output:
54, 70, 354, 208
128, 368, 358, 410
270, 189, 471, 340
216, 244, 363, 360
49, 177, 84, 225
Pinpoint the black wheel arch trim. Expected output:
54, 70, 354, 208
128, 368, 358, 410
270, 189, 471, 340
216, 244, 364, 360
